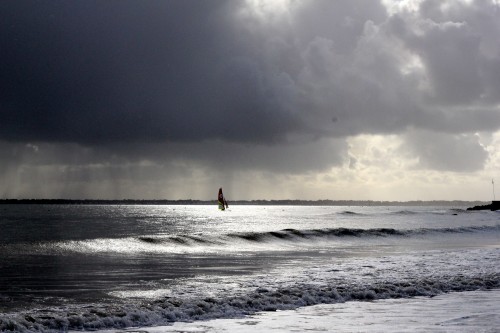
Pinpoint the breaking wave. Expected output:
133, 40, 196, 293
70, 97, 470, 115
227, 227, 405, 241
1, 273, 498, 332
391, 210, 419, 215
338, 210, 364, 215
140, 224, 499, 245
3, 224, 499, 256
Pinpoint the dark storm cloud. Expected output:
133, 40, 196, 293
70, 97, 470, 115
0, 0, 297, 144
1, 0, 500, 179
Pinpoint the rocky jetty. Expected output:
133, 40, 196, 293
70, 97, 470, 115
467, 201, 500, 211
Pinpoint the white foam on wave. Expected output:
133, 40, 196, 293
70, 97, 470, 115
112, 289, 500, 333
56, 237, 193, 254
3, 273, 498, 332
110, 289, 175, 300
2, 247, 498, 332
5, 222, 499, 256
50, 236, 293, 254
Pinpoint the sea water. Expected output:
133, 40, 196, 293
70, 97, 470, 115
0, 204, 498, 332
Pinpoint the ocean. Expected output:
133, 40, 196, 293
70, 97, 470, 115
0, 204, 499, 332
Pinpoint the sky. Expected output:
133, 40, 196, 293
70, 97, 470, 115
1, 0, 499, 201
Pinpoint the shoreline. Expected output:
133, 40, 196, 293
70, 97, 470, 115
91, 289, 500, 333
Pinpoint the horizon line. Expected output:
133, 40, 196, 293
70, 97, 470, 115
0, 198, 489, 205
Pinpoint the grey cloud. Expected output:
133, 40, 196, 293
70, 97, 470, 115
1, 0, 500, 184
402, 130, 488, 172
396, 14, 483, 105
0, 135, 347, 177
2, 0, 499, 146
0, 0, 394, 146
182, 138, 347, 174
390, 0, 500, 105
0, 137, 347, 199
416, 107, 500, 134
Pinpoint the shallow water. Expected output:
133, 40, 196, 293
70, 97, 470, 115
0, 205, 499, 332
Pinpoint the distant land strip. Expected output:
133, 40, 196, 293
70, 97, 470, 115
0, 199, 487, 206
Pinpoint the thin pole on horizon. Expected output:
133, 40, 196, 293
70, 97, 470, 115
493, 179, 496, 201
